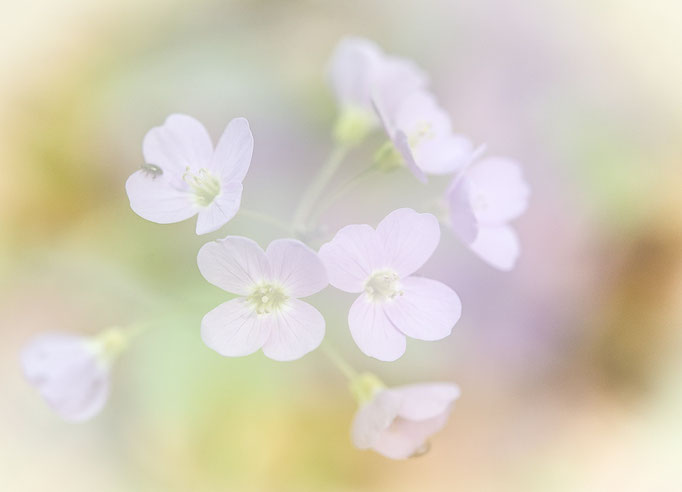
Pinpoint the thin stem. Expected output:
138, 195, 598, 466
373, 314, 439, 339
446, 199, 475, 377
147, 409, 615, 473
292, 145, 349, 234
321, 342, 358, 382
239, 208, 292, 233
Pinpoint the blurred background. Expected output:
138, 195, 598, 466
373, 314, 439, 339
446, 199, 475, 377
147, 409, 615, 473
1, 0, 681, 490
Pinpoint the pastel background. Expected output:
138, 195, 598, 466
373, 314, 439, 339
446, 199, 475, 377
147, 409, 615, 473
2, 1, 681, 491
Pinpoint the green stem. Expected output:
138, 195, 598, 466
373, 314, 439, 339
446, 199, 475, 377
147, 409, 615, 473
292, 145, 349, 235
321, 342, 358, 382
239, 208, 292, 233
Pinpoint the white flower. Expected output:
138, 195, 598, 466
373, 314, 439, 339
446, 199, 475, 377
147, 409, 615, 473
126, 114, 253, 235
373, 88, 475, 182
198, 237, 329, 361
448, 156, 530, 270
319, 208, 461, 361
21, 329, 126, 421
352, 379, 460, 460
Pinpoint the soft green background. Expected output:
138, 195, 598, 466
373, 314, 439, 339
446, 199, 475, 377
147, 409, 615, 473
2, 0, 682, 490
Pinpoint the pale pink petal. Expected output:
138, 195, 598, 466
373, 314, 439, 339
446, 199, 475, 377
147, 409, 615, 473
415, 134, 473, 175
469, 225, 520, 271
142, 114, 213, 173
447, 174, 478, 244
393, 130, 427, 183
265, 239, 328, 298
376, 208, 440, 277
195, 181, 243, 235
467, 157, 530, 225
328, 37, 382, 109
384, 276, 461, 341
201, 298, 271, 357
261, 299, 325, 361
372, 409, 452, 459
348, 294, 406, 361
394, 383, 461, 420
351, 389, 402, 449
210, 117, 254, 182
197, 236, 269, 295
318, 224, 384, 293
125, 170, 196, 224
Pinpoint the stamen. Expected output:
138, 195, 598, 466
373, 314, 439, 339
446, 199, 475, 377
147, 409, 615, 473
247, 283, 288, 315
364, 269, 403, 302
183, 167, 221, 207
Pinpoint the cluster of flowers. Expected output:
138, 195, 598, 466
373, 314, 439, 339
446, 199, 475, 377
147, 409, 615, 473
21, 37, 529, 459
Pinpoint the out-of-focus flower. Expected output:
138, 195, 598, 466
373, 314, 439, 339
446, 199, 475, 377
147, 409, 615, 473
21, 329, 127, 422
319, 208, 461, 361
328, 37, 427, 146
198, 237, 328, 361
448, 157, 530, 270
373, 89, 475, 182
126, 114, 253, 235
350, 373, 460, 459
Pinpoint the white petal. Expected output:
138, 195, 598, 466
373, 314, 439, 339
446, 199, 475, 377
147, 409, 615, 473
197, 236, 269, 295
467, 157, 530, 225
261, 299, 325, 361
125, 170, 196, 224
447, 174, 479, 244
416, 134, 473, 175
393, 383, 461, 420
372, 410, 452, 459
265, 239, 328, 298
21, 334, 110, 422
318, 224, 385, 293
348, 294, 406, 361
393, 130, 427, 183
201, 298, 271, 357
469, 225, 520, 271
351, 389, 402, 449
376, 208, 440, 277
210, 117, 254, 183
384, 276, 461, 341
195, 181, 243, 235
328, 37, 383, 109
143, 114, 213, 173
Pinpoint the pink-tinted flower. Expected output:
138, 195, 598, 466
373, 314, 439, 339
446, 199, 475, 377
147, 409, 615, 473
319, 208, 461, 361
352, 381, 460, 459
448, 156, 530, 270
126, 114, 253, 235
21, 330, 126, 421
198, 237, 328, 361
373, 88, 475, 182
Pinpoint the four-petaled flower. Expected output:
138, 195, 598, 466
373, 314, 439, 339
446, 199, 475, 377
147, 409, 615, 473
448, 156, 530, 270
126, 114, 254, 235
198, 237, 329, 361
319, 208, 462, 361
21, 329, 126, 421
352, 379, 460, 460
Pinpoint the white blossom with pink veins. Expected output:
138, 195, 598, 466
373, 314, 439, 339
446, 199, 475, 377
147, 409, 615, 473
448, 156, 530, 271
352, 382, 460, 459
373, 88, 475, 183
126, 114, 253, 235
21, 331, 124, 421
198, 237, 329, 361
319, 208, 461, 361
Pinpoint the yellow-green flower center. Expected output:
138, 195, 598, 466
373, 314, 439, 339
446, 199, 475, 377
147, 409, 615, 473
247, 283, 289, 315
184, 168, 221, 207
365, 269, 403, 303
408, 121, 435, 150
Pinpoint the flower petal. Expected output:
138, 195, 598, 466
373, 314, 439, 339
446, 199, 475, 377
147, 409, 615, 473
416, 134, 473, 175
447, 174, 479, 244
376, 208, 440, 277
197, 236, 269, 295
201, 298, 271, 357
352, 389, 402, 449
467, 157, 530, 225
318, 224, 384, 293
394, 130, 427, 183
372, 409, 452, 459
265, 239, 328, 298
328, 37, 383, 109
143, 114, 213, 173
210, 117, 254, 183
125, 170, 196, 224
469, 225, 520, 271
394, 383, 461, 420
348, 294, 406, 361
384, 276, 461, 341
261, 299, 325, 361
195, 181, 243, 235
